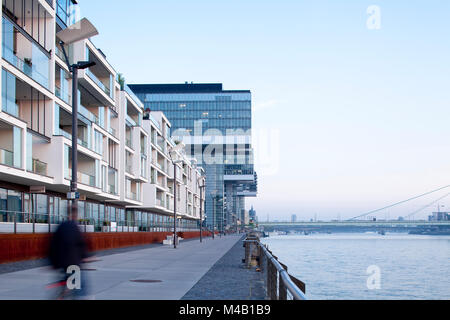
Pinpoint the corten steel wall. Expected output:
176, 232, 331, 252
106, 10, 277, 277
178, 231, 214, 239
0, 232, 210, 264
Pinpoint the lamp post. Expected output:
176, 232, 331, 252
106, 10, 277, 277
56, 19, 98, 221
197, 176, 205, 243
169, 142, 185, 249
210, 190, 218, 239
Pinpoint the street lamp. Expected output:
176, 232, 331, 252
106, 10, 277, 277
197, 176, 205, 243
56, 18, 98, 221
210, 190, 218, 239
169, 143, 185, 249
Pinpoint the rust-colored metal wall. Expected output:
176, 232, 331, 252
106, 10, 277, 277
0, 231, 211, 264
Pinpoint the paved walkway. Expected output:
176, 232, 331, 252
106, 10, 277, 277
182, 236, 266, 300
0, 234, 243, 300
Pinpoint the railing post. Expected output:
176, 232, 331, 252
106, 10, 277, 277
279, 273, 287, 300
14, 212, 17, 234
48, 214, 51, 233
32, 212, 35, 234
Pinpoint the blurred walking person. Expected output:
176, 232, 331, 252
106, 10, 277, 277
48, 205, 90, 300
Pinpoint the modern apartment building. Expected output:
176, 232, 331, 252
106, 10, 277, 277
129, 83, 258, 232
0, 0, 205, 233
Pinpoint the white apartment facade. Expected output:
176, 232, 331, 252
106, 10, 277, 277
0, 0, 205, 233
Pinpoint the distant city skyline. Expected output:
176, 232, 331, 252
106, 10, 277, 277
77, 0, 450, 220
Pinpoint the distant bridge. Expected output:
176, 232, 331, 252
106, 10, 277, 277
258, 221, 450, 228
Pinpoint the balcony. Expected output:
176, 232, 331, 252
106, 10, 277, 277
125, 114, 137, 127
79, 104, 99, 125
2, 17, 49, 89
0, 121, 21, 168
66, 171, 96, 187
124, 84, 144, 109
55, 84, 71, 105
86, 68, 111, 97
109, 127, 117, 137
0, 148, 13, 167
30, 159, 48, 176
126, 164, 133, 175
127, 191, 139, 202
156, 198, 165, 208
150, 114, 161, 131
78, 172, 95, 187
108, 167, 118, 195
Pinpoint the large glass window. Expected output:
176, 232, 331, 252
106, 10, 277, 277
0, 188, 7, 222
34, 194, 48, 223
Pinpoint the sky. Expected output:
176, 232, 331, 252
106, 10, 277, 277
77, 0, 450, 221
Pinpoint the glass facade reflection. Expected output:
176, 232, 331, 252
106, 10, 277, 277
130, 83, 257, 230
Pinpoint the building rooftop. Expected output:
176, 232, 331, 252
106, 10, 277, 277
128, 83, 251, 94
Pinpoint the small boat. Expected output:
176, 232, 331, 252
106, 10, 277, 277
378, 230, 385, 235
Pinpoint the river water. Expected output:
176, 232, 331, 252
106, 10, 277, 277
261, 233, 450, 300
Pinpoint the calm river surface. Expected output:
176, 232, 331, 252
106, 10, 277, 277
261, 233, 450, 300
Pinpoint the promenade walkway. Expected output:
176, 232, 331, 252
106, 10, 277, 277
0, 234, 243, 300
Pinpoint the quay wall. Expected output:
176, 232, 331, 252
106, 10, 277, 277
0, 231, 213, 264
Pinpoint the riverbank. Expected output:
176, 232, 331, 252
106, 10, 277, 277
182, 235, 266, 300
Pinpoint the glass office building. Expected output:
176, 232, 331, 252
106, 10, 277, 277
129, 83, 258, 231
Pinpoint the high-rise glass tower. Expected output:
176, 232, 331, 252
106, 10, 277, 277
129, 83, 257, 231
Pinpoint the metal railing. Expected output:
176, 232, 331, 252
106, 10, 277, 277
244, 234, 307, 300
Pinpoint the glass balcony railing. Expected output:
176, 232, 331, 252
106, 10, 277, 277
127, 192, 138, 201
67, 171, 96, 187
79, 104, 99, 125
2, 45, 49, 89
0, 148, 13, 167
124, 84, 144, 109
126, 164, 133, 175
31, 159, 48, 176
55, 84, 71, 104
86, 69, 111, 97
2, 17, 49, 89
125, 114, 138, 127
149, 114, 161, 130
108, 184, 117, 195
109, 127, 117, 137
156, 198, 165, 208
55, 129, 90, 149
125, 138, 133, 149
79, 172, 95, 187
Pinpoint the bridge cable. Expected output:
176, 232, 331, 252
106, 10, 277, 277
405, 192, 450, 220
348, 185, 450, 221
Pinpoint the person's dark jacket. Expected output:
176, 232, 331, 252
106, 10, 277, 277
49, 220, 89, 270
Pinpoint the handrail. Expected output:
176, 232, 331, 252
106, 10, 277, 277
259, 243, 307, 300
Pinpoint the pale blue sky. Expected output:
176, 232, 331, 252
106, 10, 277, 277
78, 0, 450, 220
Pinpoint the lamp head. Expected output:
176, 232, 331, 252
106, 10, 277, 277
56, 18, 99, 45
76, 61, 96, 69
